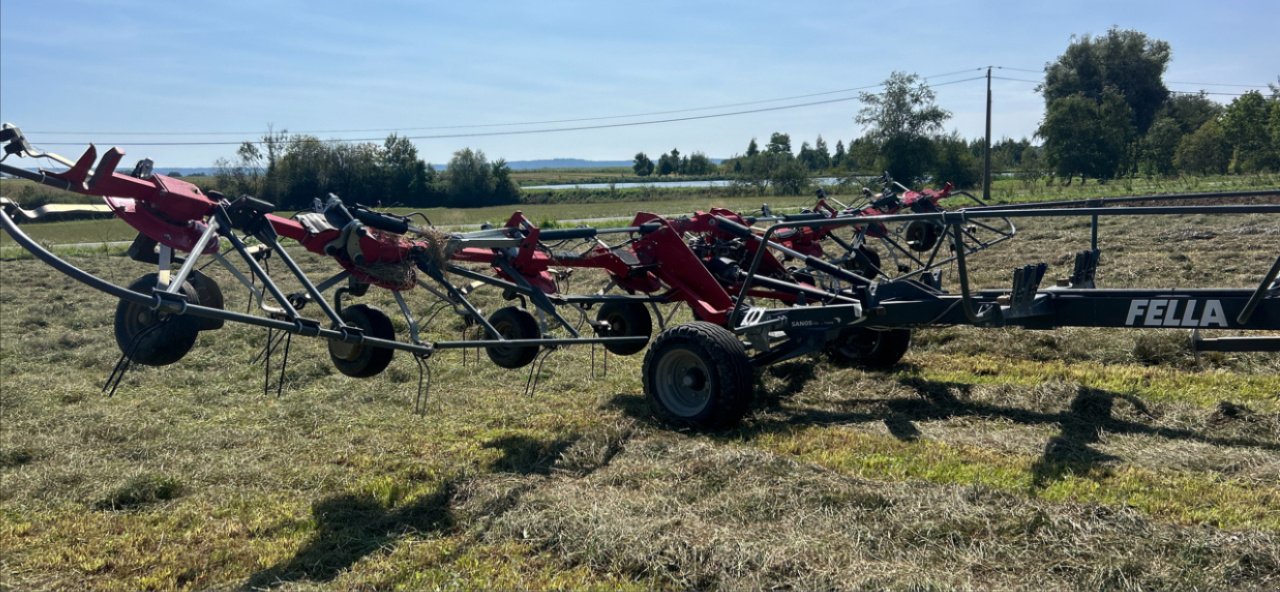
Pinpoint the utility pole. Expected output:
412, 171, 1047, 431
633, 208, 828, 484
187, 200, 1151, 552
983, 66, 992, 201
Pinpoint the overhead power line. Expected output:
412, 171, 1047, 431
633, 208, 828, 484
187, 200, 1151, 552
30, 94, 874, 147
26, 67, 999, 139
1166, 81, 1273, 88
26, 82, 885, 137
992, 65, 1044, 74
28, 75, 989, 147
991, 76, 1042, 84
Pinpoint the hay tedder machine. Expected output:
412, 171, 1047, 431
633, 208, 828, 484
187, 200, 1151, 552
3, 124, 1279, 429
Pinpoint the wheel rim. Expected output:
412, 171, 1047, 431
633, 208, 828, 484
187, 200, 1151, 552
603, 312, 627, 336
833, 329, 881, 359
654, 347, 712, 417
490, 319, 517, 357
330, 339, 359, 360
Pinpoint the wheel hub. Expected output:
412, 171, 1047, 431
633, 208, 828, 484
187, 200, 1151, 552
681, 368, 706, 390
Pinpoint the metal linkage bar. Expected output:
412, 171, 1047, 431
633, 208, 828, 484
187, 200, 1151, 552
1239, 254, 1280, 325
166, 219, 220, 293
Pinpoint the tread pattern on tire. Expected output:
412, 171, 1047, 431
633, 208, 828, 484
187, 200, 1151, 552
642, 321, 754, 429
596, 301, 652, 356
114, 273, 202, 366
329, 304, 395, 378
485, 306, 541, 369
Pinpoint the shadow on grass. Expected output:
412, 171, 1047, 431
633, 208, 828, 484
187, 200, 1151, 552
244, 480, 455, 590
607, 368, 1280, 492
756, 376, 1280, 489
483, 434, 576, 475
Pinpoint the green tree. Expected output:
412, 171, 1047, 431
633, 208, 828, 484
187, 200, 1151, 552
856, 71, 950, 182
383, 134, 432, 205
632, 152, 655, 176
656, 151, 677, 176
931, 132, 980, 188
797, 141, 819, 171
1138, 116, 1183, 176
766, 132, 791, 155
445, 148, 497, 206
832, 140, 846, 168
989, 137, 1033, 171
489, 158, 520, 204
1040, 27, 1171, 135
684, 152, 714, 175
1037, 89, 1134, 183
768, 155, 810, 195
1161, 93, 1222, 134
1174, 119, 1231, 174
746, 138, 759, 157
1221, 91, 1277, 172
846, 136, 878, 172
1270, 99, 1280, 162
814, 136, 831, 170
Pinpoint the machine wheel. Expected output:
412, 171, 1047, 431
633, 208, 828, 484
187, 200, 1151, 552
186, 270, 225, 330
114, 273, 202, 366
905, 220, 943, 252
642, 321, 754, 429
485, 306, 541, 369
825, 327, 912, 369
595, 301, 653, 356
329, 304, 396, 378
846, 245, 882, 278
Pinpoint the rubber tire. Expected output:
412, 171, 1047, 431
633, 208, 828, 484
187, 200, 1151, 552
825, 327, 912, 369
596, 301, 653, 356
186, 270, 225, 330
329, 304, 396, 378
485, 307, 541, 369
114, 273, 202, 366
642, 321, 754, 430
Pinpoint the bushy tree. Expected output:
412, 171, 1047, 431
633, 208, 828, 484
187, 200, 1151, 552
856, 71, 950, 182
845, 137, 878, 172
382, 134, 432, 204
766, 132, 791, 154
989, 137, 1033, 171
1161, 93, 1222, 134
1221, 91, 1278, 172
931, 132, 981, 188
489, 158, 521, 204
446, 148, 496, 206
814, 136, 831, 170
797, 141, 819, 171
1037, 89, 1134, 183
656, 151, 678, 176
746, 138, 759, 157
1041, 27, 1170, 135
633, 152, 655, 176
684, 152, 715, 175
1174, 119, 1231, 174
1138, 116, 1183, 176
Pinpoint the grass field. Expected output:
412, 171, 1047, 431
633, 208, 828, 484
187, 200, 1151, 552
2, 190, 1280, 590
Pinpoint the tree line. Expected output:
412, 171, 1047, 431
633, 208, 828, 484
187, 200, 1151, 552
1036, 27, 1280, 183
215, 132, 520, 210
213, 27, 1277, 207
630, 28, 1278, 194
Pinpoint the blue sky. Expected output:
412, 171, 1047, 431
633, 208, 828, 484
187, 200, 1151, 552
1, 0, 1276, 167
